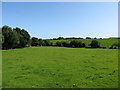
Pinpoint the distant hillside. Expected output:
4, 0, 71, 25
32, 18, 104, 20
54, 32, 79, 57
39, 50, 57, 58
50, 38, 118, 48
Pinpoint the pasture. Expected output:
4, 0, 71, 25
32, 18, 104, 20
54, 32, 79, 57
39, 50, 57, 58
2, 47, 118, 88
50, 38, 118, 48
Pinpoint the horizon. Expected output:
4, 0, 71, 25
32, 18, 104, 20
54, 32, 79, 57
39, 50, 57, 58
2, 2, 118, 39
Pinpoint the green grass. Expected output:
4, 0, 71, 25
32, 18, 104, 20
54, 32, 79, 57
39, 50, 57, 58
2, 47, 118, 88
50, 38, 118, 48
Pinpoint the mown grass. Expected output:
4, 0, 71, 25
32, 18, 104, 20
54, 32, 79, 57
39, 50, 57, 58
2, 47, 118, 88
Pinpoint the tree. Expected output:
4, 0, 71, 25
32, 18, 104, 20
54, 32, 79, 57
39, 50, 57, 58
38, 39, 43, 46
13, 27, 30, 48
55, 41, 70, 47
82, 43, 86, 47
2, 25, 19, 49
70, 40, 83, 48
90, 40, 100, 48
55, 42, 63, 46
57, 37, 64, 40
2, 25, 30, 49
61, 42, 70, 47
94, 37, 97, 39
110, 42, 120, 49
42, 40, 53, 46
31, 37, 39, 46
86, 37, 91, 39
0, 28, 2, 49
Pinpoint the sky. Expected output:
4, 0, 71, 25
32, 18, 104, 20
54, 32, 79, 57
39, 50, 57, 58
2, 2, 118, 39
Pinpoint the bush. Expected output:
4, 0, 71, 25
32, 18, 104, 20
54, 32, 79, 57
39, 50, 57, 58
55, 41, 70, 47
62, 42, 70, 47
42, 40, 53, 46
55, 42, 63, 47
31, 37, 39, 46
109, 42, 120, 49
70, 40, 83, 48
90, 40, 100, 48
82, 43, 86, 47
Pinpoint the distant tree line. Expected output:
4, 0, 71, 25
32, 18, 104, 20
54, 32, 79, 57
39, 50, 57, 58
1, 25, 120, 50
52, 37, 103, 40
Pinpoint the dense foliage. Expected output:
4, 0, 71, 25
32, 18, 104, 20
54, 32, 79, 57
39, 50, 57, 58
2, 25, 30, 49
89, 40, 100, 48
70, 40, 85, 48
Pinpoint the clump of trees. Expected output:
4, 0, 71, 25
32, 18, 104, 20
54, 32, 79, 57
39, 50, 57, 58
2, 25, 30, 49
13, 27, 31, 48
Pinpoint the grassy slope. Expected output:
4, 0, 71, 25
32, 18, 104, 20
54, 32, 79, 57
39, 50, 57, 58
2, 47, 118, 88
50, 38, 118, 48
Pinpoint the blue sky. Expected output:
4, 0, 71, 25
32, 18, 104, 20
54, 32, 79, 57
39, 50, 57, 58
2, 2, 118, 39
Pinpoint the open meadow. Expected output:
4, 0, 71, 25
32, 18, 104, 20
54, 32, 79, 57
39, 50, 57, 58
2, 2, 118, 89
2, 47, 118, 88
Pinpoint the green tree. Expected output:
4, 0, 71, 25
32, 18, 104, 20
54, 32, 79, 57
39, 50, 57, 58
0, 28, 2, 49
38, 39, 43, 46
31, 37, 39, 46
42, 40, 53, 46
70, 40, 83, 48
2, 25, 19, 49
57, 37, 64, 40
90, 40, 100, 48
13, 27, 30, 48
55, 42, 63, 46
61, 42, 70, 47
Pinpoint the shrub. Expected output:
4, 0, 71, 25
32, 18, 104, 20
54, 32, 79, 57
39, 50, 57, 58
62, 42, 70, 47
82, 43, 86, 47
55, 41, 70, 47
31, 37, 39, 46
109, 42, 120, 49
90, 40, 100, 48
70, 40, 83, 48
42, 40, 53, 46
55, 42, 63, 47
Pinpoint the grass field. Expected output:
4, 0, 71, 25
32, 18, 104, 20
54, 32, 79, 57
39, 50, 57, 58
50, 38, 118, 48
2, 47, 118, 88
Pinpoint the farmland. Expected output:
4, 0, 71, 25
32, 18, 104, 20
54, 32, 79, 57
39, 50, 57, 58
2, 47, 118, 88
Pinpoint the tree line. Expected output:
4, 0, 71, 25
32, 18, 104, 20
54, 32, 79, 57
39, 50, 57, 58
1, 25, 120, 50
